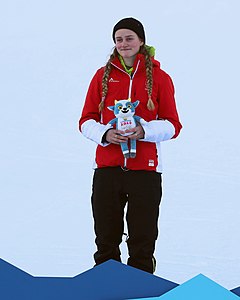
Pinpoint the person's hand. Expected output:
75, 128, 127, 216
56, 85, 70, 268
124, 125, 145, 140
106, 129, 128, 144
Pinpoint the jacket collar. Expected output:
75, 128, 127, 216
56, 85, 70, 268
111, 53, 160, 74
111, 53, 145, 74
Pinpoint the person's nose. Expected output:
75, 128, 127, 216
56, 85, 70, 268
122, 39, 128, 47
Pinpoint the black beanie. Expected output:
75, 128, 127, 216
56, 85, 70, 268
112, 17, 146, 43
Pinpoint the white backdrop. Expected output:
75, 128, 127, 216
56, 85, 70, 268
0, 0, 239, 289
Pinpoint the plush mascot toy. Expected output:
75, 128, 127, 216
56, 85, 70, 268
108, 99, 145, 158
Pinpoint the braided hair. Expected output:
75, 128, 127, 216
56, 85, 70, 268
99, 48, 118, 111
139, 45, 155, 110
99, 45, 155, 111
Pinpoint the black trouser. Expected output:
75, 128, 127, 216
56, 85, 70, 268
91, 166, 162, 273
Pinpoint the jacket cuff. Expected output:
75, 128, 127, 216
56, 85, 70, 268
81, 119, 112, 146
141, 120, 175, 142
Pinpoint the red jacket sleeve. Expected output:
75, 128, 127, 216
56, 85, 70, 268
158, 71, 182, 138
79, 68, 103, 131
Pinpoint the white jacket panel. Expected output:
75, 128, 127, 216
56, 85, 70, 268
141, 120, 175, 143
81, 119, 111, 146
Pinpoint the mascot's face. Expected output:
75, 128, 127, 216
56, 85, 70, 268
108, 99, 139, 118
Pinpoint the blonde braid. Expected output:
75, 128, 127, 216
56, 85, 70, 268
99, 48, 118, 111
140, 45, 155, 110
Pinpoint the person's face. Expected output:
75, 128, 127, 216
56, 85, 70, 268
114, 29, 144, 62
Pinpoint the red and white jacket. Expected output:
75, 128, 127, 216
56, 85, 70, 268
79, 53, 182, 172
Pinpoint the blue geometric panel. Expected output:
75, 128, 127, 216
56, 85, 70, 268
2, 258, 239, 299
0, 258, 177, 300
231, 287, 240, 296
71, 259, 178, 299
132, 274, 240, 300
0, 259, 34, 300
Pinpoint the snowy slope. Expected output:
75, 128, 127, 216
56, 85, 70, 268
0, 0, 239, 289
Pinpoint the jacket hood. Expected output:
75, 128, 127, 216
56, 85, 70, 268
145, 45, 155, 57
145, 45, 161, 68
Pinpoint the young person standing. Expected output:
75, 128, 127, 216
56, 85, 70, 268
79, 17, 182, 273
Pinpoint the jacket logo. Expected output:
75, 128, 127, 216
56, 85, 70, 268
109, 77, 120, 83
148, 159, 155, 167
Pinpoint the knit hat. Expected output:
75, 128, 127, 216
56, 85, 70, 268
112, 17, 146, 43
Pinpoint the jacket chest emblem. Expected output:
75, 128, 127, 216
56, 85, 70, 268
109, 77, 120, 83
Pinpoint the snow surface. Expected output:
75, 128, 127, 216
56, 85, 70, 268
0, 0, 239, 290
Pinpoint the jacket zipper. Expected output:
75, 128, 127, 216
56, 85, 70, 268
111, 60, 141, 169
111, 60, 140, 98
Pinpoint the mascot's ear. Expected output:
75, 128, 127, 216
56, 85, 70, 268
108, 105, 115, 111
133, 100, 140, 108
114, 100, 118, 105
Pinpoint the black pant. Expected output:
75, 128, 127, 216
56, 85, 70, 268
91, 167, 162, 273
